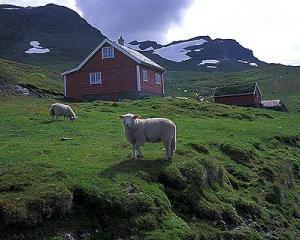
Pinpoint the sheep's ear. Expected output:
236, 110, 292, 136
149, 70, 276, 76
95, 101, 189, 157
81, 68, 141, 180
118, 115, 124, 119
133, 115, 140, 119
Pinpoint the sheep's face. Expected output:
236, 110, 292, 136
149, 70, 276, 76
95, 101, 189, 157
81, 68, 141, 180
69, 115, 78, 121
118, 113, 140, 127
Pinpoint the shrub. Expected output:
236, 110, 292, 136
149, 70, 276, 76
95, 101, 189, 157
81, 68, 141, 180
220, 144, 255, 164
189, 143, 209, 154
274, 135, 299, 147
266, 183, 283, 204
235, 198, 261, 217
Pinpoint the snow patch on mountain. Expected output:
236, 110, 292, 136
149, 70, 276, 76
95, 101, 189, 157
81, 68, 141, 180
25, 41, 50, 54
144, 46, 154, 51
127, 43, 140, 51
250, 62, 258, 67
194, 48, 203, 52
2, 7, 21, 10
153, 39, 208, 62
207, 66, 217, 69
238, 60, 248, 64
198, 59, 220, 66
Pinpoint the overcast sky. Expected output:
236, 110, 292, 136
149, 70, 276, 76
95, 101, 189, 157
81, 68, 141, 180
1, 0, 300, 66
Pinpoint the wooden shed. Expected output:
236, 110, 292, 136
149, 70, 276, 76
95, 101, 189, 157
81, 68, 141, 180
213, 82, 262, 107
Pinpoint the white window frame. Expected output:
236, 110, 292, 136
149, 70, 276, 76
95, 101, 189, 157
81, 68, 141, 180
89, 72, 102, 85
102, 46, 114, 59
155, 73, 161, 85
143, 70, 148, 81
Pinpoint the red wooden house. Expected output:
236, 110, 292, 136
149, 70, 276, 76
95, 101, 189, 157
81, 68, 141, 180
213, 82, 262, 107
61, 37, 165, 101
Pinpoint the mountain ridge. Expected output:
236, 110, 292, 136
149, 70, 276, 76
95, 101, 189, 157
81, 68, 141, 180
128, 36, 264, 72
0, 3, 106, 71
0, 3, 292, 73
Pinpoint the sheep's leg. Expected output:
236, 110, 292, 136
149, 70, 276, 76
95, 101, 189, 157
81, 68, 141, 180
131, 145, 137, 160
136, 147, 144, 159
163, 141, 172, 160
134, 140, 145, 160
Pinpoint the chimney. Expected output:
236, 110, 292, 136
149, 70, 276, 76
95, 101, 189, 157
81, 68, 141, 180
118, 36, 125, 46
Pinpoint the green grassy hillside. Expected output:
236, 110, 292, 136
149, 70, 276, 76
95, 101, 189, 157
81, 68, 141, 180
0, 4, 105, 72
0, 58, 63, 95
0, 96, 299, 239
165, 64, 300, 112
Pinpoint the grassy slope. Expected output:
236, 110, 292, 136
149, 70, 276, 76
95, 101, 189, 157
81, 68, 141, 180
165, 64, 300, 112
0, 96, 299, 239
0, 58, 63, 94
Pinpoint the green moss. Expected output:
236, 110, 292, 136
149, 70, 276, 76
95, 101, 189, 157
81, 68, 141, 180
219, 144, 255, 164
235, 198, 261, 216
189, 142, 209, 154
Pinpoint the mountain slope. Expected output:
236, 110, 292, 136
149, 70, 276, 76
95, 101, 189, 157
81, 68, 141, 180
128, 36, 264, 72
0, 4, 105, 71
0, 3, 267, 73
164, 64, 300, 112
0, 58, 62, 96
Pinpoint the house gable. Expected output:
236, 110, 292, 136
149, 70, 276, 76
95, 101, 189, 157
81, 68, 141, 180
254, 82, 262, 98
62, 38, 164, 76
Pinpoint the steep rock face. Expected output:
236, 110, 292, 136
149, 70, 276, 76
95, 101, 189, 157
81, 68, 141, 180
0, 4, 106, 70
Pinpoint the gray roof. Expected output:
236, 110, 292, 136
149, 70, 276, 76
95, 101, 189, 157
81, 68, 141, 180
119, 44, 164, 70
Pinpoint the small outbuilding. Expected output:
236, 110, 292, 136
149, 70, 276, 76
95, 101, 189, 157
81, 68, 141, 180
213, 82, 262, 107
61, 37, 165, 101
261, 100, 288, 111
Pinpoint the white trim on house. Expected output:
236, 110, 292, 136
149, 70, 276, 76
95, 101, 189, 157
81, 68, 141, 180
102, 46, 114, 59
64, 75, 67, 97
61, 38, 164, 76
142, 69, 148, 81
89, 72, 102, 85
155, 73, 161, 85
254, 82, 262, 97
136, 65, 141, 92
162, 73, 165, 95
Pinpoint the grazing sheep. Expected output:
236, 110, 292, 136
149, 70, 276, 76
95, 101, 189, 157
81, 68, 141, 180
118, 113, 176, 160
49, 103, 77, 121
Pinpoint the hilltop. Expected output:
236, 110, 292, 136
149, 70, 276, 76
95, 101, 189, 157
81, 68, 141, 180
0, 4, 105, 71
0, 4, 264, 73
128, 36, 264, 72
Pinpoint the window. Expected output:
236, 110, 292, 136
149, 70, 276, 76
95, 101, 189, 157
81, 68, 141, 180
102, 47, 114, 59
143, 70, 148, 81
90, 72, 101, 85
155, 73, 161, 84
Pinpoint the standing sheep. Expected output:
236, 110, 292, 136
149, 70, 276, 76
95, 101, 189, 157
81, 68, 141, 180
118, 113, 176, 160
49, 103, 77, 121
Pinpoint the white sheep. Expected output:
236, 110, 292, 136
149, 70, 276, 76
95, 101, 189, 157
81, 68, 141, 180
118, 113, 176, 160
49, 103, 77, 121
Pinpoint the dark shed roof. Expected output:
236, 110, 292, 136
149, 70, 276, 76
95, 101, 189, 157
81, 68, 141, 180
214, 82, 258, 97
